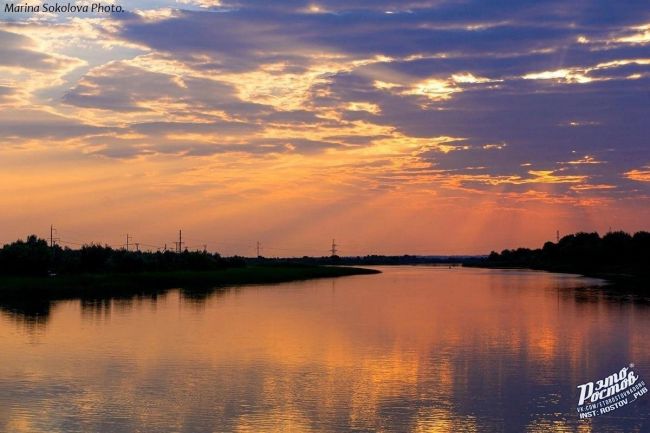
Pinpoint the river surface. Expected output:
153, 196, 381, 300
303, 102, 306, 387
1, 266, 649, 433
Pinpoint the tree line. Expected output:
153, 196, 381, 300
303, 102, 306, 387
0, 235, 245, 276
483, 231, 650, 276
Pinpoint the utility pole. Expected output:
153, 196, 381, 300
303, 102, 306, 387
126, 234, 132, 251
135, 242, 140, 252
203, 244, 207, 253
556, 230, 560, 242
330, 238, 338, 257
256, 241, 261, 257
49, 224, 58, 248
175, 230, 184, 253
49, 225, 59, 269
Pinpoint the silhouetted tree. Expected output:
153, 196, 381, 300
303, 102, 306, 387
0, 235, 51, 276
484, 230, 650, 277
0, 235, 245, 276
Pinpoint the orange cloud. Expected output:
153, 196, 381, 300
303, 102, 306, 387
625, 167, 650, 182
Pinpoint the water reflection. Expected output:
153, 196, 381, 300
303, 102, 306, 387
0, 267, 648, 433
0, 298, 52, 330
0, 287, 233, 327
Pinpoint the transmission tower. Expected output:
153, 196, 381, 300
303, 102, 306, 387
175, 230, 184, 253
330, 238, 338, 256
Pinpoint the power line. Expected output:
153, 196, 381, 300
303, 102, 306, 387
4, 228, 384, 257
58, 239, 85, 246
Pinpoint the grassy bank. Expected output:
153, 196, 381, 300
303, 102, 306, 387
0, 265, 380, 301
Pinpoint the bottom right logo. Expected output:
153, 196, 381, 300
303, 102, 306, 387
576, 364, 648, 419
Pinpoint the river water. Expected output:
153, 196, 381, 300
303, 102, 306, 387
1, 266, 648, 432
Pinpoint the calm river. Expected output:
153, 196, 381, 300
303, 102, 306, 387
1, 266, 648, 432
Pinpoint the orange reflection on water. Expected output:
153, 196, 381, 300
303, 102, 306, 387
0, 267, 648, 433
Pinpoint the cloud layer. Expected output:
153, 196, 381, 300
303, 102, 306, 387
1, 0, 649, 252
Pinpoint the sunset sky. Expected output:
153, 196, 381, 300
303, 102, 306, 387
1, 0, 649, 255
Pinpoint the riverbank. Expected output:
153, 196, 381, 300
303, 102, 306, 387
465, 230, 649, 289
0, 265, 380, 301
463, 262, 649, 289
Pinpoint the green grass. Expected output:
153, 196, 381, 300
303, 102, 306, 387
0, 265, 380, 301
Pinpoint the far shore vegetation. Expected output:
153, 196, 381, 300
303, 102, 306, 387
0, 235, 379, 300
471, 230, 650, 283
1, 229, 648, 303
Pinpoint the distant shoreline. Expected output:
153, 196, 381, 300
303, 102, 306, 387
0, 265, 380, 302
462, 230, 649, 289
463, 263, 649, 288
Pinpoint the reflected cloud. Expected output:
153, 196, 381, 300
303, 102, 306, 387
1, 269, 649, 432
